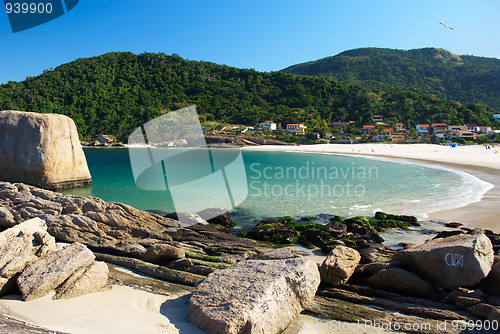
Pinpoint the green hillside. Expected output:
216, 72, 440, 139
282, 47, 500, 112
0, 51, 497, 141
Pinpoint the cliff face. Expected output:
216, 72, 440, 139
0, 110, 91, 190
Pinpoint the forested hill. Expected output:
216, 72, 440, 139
282, 48, 500, 112
0, 51, 497, 141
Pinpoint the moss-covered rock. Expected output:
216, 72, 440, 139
249, 219, 299, 244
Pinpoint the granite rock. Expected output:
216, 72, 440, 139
188, 258, 320, 334
0, 110, 91, 190
17, 242, 95, 301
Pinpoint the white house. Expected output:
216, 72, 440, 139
416, 124, 430, 133
258, 121, 277, 131
325, 133, 335, 139
475, 126, 493, 134
493, 114, 500, 121
286, 124, 307, 134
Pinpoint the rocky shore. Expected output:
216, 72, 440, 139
1, 180, 499, 333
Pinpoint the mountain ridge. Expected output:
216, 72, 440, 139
282, 47, 500, 111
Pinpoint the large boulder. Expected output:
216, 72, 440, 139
143, 244, 185, 263
368, 268, 435, 297
394, 232, 494, 289
54, 261, 109, 299
320, 246, 361, 285
188, 258, 320, 334
0, 110, 91, 190
17, 242, 95, 301
0, 217, 56, 295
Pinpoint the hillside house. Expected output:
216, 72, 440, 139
395, 123, 406, 132
416, 124, 430, 133
331, 121, 353, 130
258, 121, 277, 131
373, 115, 384, 122
392, 132, 406, 143
448, 125, 467, 132
361, 125, 375, 134
375, 122, 391, 129
476, 126, 493, 134
431, 123, 448, 133
464, 124, 478, 132
286, 124, 307, 134
325, 133, 335, 139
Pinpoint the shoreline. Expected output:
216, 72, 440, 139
243, 143, 500, 233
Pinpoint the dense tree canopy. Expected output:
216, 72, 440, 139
283, 47, 500, 113
0, 51, 497, 141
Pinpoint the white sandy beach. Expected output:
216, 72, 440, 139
244, 143, 500, 170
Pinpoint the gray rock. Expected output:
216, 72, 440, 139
218, 252, 249, 264
467, 303, 499, 319
320, 246, 361, 285
368, 268, 435, 297
143, 244, 185, 262
0, 110, 92, 190
17, 242, 95, 301
0, 217, 56, 294
393, 232, 494, 288
54, 261, 109, 299
197, 208, 232, 227
480, 256, 500, 296
164, 212, 208, 227
0, 206, 15, 227
188, 258, 320, 334
251, 248, 296, 260
0, 182, 18, 198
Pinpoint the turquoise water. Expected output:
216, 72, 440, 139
62, 148, 492, 228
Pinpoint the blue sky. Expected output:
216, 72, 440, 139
1, 0, 499, 84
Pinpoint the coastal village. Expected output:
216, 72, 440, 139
253, 114, 500, 144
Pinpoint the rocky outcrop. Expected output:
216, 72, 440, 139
393, 231, 494, 288
17, 242, 96, 301
0, 181, 179, 257
0, 217, 56, 295
188, 258, 320, 334
0, 110, 92, 190
0, 181, 268, 272
320, 246, 361, 285
368, 268, 436, 297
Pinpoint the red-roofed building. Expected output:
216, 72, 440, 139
464, 124, 478, 131
416, 124, 430, 133
476, 126, 493, 134
361, 125, 375, 134
431, 123, 448, 132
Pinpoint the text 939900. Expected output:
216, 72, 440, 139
5, 2, 53, 14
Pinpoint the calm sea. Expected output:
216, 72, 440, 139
61, 148, 492, 230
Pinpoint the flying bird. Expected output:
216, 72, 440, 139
439, 22, 453, 30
